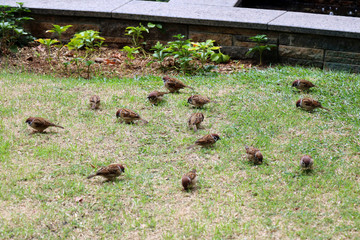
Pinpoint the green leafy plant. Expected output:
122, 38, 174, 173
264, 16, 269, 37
0, 2, 34, 54
65, 30, 105, 78
85, 60, 95, 79
46, 24, 72, 45
246, 34, 275, 65
167, 34, 194, 72
190, 40, 230, 67
150, 41, 171, 69
121, 46, 140, 61
67, 30, 105, 51
210, 50, 230, 64
125, 22, 162, 54
151, 35, 230, 73
36, 38, 59, 63
45, 24, 72, 61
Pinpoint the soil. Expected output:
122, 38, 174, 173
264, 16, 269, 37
0, 43, 254, 79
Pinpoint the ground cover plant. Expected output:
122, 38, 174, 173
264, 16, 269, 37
0, 66, 359, 239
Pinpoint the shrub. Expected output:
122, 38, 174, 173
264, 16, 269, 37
0, 2, 34, 55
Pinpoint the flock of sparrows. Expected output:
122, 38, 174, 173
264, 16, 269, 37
25, 77, 323, 190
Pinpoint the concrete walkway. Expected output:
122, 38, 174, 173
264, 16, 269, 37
2, 0, 360, 38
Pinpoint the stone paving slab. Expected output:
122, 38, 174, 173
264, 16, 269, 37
168, 0, 240, 7
2, 0, 360, 38
269, 12, 360, 39
112, 1, 285, 29
1, 0, 133, 18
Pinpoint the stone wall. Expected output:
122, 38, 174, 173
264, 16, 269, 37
26, 13, 360, 72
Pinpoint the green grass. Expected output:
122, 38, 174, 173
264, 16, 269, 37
0, 66, 359, 239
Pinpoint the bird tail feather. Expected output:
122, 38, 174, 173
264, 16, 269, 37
87, 174, 96, 179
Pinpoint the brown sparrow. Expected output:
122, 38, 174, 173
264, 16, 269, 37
116, 108, 148, 124
25, 117, 64, 133
245, 145, 263, 165
182, 169, 197, 190
292, 79, 316, 91
163, 76, 194, 93
187, 133, 220, 149
187, 95, 214, 108
87, 163, 125, 181
89, 95, 100, 109
296, 98, 329, 111
188, 112, 204, 132
300, 155, 314, 170
147, 91, 168, 105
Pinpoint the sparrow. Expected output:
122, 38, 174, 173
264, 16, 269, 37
187, 95, 213, 108
188, 112, 204, 132
182, 169, 197, 190
292, 79, 316, 91
116, 108, 148, 124
163, 76, 194, 93
187, 133, 220, 149
245, 145, 263, 165
147, 91, 168, 105
89, 95, 100, 109
25, 117, 64, 133
296, 98, 329, 111
87, 163, 125, 181
300, 155, 314, 170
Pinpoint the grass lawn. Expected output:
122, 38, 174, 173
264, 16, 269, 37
0, 66, 359, 239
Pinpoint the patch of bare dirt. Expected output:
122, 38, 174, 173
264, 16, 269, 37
1, 44, 254, 78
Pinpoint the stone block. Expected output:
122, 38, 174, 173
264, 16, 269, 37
234, 33, 278, 45
112, 1, 285, 29
280, 58, 324, 68
169, 0, 239, 7
100, 19, 138, 37
189, 32, 232, 46
2, 0, 132, 18
233, 41, 257, 48
269, 11, 360, 39
221, 46, 250, 59
103, 37, 132, 48
279, 45, 324, 61
221, 46, 278, 62
325, 50, 360, 65
189, 26, 262, 35
145, 23, 188, 41
279, 33, 360, 52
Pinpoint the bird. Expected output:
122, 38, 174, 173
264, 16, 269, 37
147, 91, 168, 105
300, 155, 314, 170
245, 145, 263, 165
188, 112, 204, 132
89, 95, 101, 110
25, 117, 64, 133
187, 95, 213, 108
187, 133, 220, 149
163, 76, 193, 93
87, 163, 125, 181
182, 169, 197, 190
292, 79, 316, 91
296, 98, 330, 111
116, 108, 148, 124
